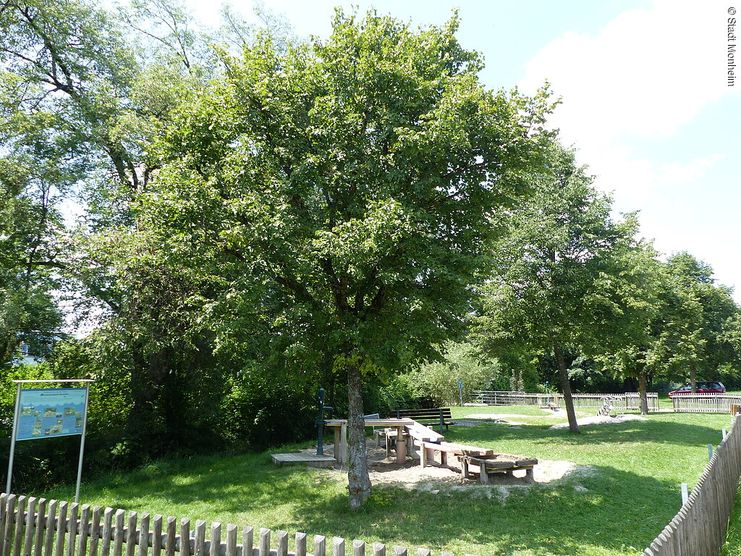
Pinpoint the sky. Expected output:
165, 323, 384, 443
183, 0, 741, 299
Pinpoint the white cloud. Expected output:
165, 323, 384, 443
519, 0, 741, 298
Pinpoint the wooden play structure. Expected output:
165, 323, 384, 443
315, 416, 538, 483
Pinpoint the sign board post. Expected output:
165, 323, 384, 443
5, 379, 93, 502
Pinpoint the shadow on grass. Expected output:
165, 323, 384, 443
288, 465, 678, 555
37, 415, 724, 555
38, 448, 684, 556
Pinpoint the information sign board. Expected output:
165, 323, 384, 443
16, 388, 87, 441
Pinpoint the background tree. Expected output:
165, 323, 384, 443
140, 9, 552, 507
474, 145, 643, 432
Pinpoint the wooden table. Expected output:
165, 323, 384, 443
324, 418, 414, 464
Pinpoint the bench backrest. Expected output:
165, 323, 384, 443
394, 407, 452, 420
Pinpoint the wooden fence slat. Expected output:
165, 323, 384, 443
295, 533, 306, 556
331, 538, 344, 556
258, 529, 269, 556
313, 536, 325, 556
224, 526, 236, 556
392, 548, 406, 556
100, 510, 113, 556
240, 528, 252, 556
138, 515, 150, 556
165, 518, 176, 556
77, 506, 90, 556
179, 520, 190, 556
209, 524, 220, 556
125, 514, 137, 556
112, 510, 125, 556
152, 516, 162, 556
2, 495, 17, 556
89, 508, 102, 556
352, 541, 364, 556
23, 497, 36, 556
193, 522, 205, 556
66, 504, 80, 556
0, 494, 7, 555
54, 502, 68, 556
12, 496, 27, 556
276, 532, 287, 556
44, 500, 58, 556
33, 499, 47, 556
415, 550, 430, 556
372, 544, 385, 556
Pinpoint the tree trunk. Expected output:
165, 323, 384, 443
346, 360, 371, 509
554, 344, 579, 433
638, 370, 649, 415
690, 369, 697, 393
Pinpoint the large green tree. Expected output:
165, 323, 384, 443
474, 146, 645, 432
142, 10, 552, 507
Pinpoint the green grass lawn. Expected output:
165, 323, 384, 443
37, 409, 730, 556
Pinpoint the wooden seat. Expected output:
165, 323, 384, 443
461, 455, 538, 483
394, 408, 454, 432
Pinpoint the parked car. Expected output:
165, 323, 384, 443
668, 381, 726, 397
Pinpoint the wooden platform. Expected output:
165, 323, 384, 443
271, 452, 336, 466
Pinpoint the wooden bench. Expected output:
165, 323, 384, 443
461, 455, 538, 483
394, 407, 454, 432
419, 441, 493, 467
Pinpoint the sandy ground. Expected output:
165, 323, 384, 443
311, 444, 594, 497
549, 414, 647, 429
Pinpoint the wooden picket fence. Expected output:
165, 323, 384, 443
671, 394, 741, 414
643, 414, 741, 555
0, 494, 454, 556
472, 390, 659, 412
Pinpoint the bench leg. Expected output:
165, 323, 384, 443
440, 452, 448, 467
461, 458, 469, 480
479, 462, 489, 485
525, 467, 534, 482
420, 442, 427, 467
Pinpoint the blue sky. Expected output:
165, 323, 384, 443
184, 0, 741, 300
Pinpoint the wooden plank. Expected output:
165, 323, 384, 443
352, 541, 363, 556
165, 518, 176, 556
416, 550, 430, 556
0, 494, 7, 556
100, 509, 113, 556
23, 497, 37, 556
313, 536, 325, 556
275, 532, 287, 556
111, 510, 124, 556
179, 520, 190, 556
152, 517, 162, 556
209, 524, 220, 556
331, 538, 343, 556
392, 548, 406, 556
193, 522, 205, 556
43, 500, 56, 556
258, 529, 269, 556
138, 515, 149, 556
88, 508, 101, 556
53, 503, 68, 556
125, 513, 137, 556
35, 499, 49, 556
67, 504, 80, 556
13, 496, 27, 556
295, 533, 306, 556
372, 545, 384, 556
224, 525, 236, 556
77, 505, 90, 556
240, 528, 251, 556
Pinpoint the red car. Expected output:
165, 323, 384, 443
668, 381, 726, 397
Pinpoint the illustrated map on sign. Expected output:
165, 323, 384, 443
16, 388, 87, 441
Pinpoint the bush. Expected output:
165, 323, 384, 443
410, 342, 502, 405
